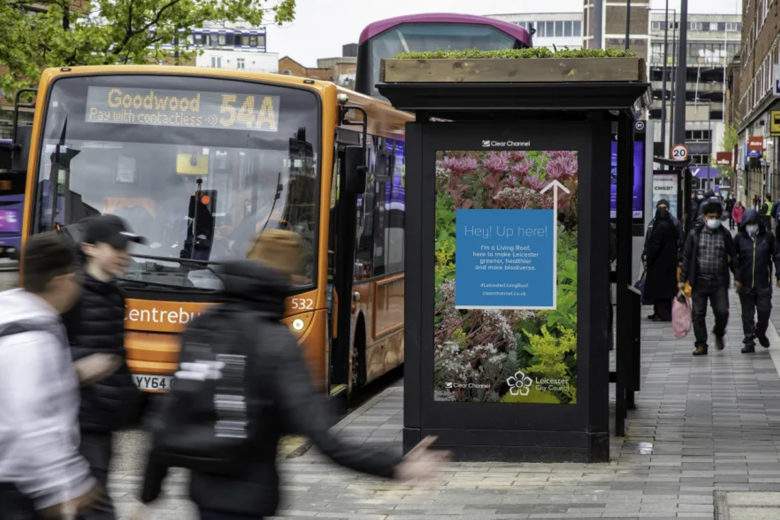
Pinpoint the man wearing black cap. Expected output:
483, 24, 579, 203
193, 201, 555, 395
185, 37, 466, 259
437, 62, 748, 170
63, 214, 145, 520
680, 200, 737, 356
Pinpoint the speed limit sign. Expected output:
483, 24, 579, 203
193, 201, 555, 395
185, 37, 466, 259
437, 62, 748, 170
671, 144, 689, 161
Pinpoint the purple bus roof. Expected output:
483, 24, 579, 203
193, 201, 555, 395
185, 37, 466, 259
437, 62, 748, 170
359, 13, 532, 47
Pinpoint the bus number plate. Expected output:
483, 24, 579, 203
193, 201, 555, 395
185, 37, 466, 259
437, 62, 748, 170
133, 374, 173, 391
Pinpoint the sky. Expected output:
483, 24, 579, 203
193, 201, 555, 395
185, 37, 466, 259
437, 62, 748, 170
264, 0, 743, 66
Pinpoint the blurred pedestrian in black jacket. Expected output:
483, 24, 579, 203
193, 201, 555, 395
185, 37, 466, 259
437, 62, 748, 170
141, 230, 447, 520
63, 215, 145, 520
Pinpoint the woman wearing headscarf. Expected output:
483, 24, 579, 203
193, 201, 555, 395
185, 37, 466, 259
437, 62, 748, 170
644, 199, 680, 321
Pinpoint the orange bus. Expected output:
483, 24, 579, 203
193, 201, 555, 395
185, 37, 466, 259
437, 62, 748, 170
21, 65, 410, 395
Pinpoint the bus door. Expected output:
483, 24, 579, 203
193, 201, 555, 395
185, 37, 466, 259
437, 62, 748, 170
330, 130, 366, 390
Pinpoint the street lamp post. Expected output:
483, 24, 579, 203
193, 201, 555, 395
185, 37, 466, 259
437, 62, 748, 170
625, 0, 632, 50
660, 0, 670, 162
674, 0, 689, 230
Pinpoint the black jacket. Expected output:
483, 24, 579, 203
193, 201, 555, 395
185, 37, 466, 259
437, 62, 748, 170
644, 212, 679, 300
680, 221, 736, 289
141, 261, 401, 516
733, 209, 780, 290
62, 273, 140, 432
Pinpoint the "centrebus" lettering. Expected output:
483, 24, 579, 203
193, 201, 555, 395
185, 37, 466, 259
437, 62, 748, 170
126, 307, 202, 325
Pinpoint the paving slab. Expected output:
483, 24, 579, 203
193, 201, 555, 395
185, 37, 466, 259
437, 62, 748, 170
98, 290, 780, 518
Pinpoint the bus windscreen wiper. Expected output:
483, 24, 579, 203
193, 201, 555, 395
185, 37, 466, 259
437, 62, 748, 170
117, 276, 220, 292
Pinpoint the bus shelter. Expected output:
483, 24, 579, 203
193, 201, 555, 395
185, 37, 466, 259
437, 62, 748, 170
379, 61, 648, 461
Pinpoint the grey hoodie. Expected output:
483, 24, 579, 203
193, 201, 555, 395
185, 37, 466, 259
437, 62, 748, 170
0, 288, 94, 509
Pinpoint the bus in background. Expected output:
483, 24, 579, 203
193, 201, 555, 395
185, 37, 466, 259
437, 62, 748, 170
20, 65, 411, 395
0, 138, 27, 260
355, 13, 533, 98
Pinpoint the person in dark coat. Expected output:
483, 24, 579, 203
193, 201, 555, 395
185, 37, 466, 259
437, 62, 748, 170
680, 199, 737, 355
726, 197, 736, 229
733, 209, 780, 353
140, 230, 447, 520
62, 215, 145, 520
644, 200, 679, 321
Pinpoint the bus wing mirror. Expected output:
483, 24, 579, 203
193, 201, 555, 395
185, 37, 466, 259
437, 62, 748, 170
344, 145, 366, 195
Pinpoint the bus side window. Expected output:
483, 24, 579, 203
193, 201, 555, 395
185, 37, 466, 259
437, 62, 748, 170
354, 139, 374, 279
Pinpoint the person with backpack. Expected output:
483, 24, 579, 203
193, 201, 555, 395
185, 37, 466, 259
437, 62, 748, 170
733, 209, 780, 353
62, 214, 145, 520
680, 199, 737, 356
140, 230, 447, 519
0, 233, 111, 519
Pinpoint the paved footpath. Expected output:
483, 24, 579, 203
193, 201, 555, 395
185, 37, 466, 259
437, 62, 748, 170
108, 290, 780, 519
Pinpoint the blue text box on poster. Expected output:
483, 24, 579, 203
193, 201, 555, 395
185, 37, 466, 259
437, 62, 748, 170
455, 209, 555, 309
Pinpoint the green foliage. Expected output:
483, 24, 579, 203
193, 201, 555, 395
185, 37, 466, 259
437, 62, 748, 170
545, 229, 577, 332
395, 47, 637, 60
434, 192, 456, 289
0, 1, 296, 95
523, 326, 577, 404
500, 385, 560, 404
721, 123, 739, 152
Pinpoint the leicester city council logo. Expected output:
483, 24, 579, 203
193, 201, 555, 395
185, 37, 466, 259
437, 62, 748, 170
507, 370, 533, 397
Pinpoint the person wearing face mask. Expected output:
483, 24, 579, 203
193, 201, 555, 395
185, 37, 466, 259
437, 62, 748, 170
680, 200, 737, 356
643, 200, 680, 321
733, 209, 780, 353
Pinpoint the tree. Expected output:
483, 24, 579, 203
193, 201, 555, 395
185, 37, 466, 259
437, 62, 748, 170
0, 0, 296, 95
721, 123, 739, 152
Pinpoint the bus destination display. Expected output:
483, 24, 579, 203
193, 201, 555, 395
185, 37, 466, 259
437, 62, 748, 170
85, 86, 280, 132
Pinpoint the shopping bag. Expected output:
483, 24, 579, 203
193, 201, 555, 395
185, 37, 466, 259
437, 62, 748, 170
633, 269, 651, 305
672, 293, 691, 338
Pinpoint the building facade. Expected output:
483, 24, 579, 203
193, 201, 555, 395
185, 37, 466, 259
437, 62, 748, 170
728, 0, 779, 203
191, 22, 279, 73
647, 12, 742, 193
583, 0, 651, 62
487, 12, 583, 50
279, 45, 358, 88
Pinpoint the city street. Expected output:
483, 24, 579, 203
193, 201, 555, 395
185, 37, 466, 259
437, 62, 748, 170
97, 291, 780, 520
1, 1, 775, 519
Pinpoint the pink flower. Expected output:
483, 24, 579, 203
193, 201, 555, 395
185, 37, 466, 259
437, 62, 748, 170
543, 151, 578, 179
441, 155, 478, 174
509, 151, 527, 162
510, 160, 530, 177
523, 175, 546, 191
482, 152, 510, 174
545, 154, 578, 180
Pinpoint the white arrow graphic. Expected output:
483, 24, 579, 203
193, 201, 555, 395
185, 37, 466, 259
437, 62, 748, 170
540, 180, 571, 309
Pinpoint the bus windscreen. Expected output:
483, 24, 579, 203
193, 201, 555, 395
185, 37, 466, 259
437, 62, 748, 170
34, 75, 320, 290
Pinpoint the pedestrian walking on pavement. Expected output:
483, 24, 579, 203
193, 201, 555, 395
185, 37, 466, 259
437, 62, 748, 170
762, 194, 773, 232
732, 201, 745, 229
0, 233, 108, 519
62, 215, 145, 520
644, 199, 679, 322
140, 230, 447, 520
680, 199, 737, 356
726, 197, 736, 229
733, 209, 780, 353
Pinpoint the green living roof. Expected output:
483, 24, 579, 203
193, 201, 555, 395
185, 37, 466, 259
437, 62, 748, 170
394, 48, 637, 60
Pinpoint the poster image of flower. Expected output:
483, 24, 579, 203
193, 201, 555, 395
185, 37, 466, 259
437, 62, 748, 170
434, 150, 578, 404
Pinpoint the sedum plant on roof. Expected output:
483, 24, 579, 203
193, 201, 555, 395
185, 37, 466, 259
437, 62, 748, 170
395, 48, 637, 60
